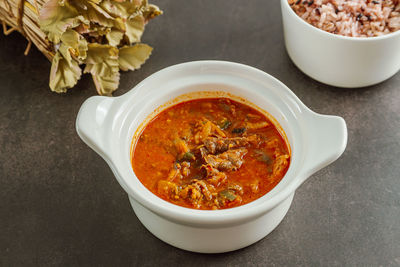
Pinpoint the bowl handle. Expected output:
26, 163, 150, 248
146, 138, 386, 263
75, 96, 114, 157
299, 111, 348, 181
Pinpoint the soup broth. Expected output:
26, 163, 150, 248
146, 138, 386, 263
132, 98, 291, 210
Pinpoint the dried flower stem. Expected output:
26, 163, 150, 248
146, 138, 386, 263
0, 0, 53, 60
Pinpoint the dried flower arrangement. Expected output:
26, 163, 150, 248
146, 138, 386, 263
0, 0, 162, 95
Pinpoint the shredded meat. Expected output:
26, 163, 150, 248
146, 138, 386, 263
157, 180, 179, 198
204, 148, 248, 171
199, 146, 208, 158
202, 163, 219, 177
192, 180, 214, 201
272, 154, 290, 177
159, 178, 216, 208
266, 138, 279, 149
207, 172, 227, 187
178, 179, 215, 208
174, 138, 190, 154
166, 163, 183, 182
247, 113, 261, 120
201, 164, 228, 187
181, 161, 191, 177
179, 185, 202, 208
203, 137, 249, 154
245, 121, 269, 130
194, 119, 226, 144
202, 135, 261, 154
246, 134, 263, 147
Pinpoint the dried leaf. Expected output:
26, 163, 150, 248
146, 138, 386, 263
84, 43, 120, 95
100, 0, 142, 19
118, 43, 152, 71
36, 0, 161, 94
39, 0, 88, 43
83, 23, 111, 39
60, 29, 88, 61
75, 0, 125, 30
125, 15, 145, 43
106, 29, 124, 46
91, 72, 120, 96
143, 4, 163, 22
85, 1, 114, 23
74, 23, 90, 35
49, 51, 81, 93
85, 43, 119, 75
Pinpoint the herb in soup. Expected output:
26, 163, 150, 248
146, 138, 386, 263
132, 98, 290, 210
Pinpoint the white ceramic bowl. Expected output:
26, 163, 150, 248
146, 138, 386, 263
281, 0, 400, 88
76, 61, 347, 253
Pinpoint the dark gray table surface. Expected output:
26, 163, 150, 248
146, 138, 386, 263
1, 1, 399, 266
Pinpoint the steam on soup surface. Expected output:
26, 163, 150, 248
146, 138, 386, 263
132, 98, 290, 210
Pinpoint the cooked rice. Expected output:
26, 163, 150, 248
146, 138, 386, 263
288, 0, 400, 37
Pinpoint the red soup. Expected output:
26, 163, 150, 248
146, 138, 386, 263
132, 98, 291, 210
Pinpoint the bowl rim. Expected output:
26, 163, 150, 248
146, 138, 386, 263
281, 0, 400, 41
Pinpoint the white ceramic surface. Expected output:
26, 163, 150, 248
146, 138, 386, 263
281, 0, 400, 88
76, 61, 348, 253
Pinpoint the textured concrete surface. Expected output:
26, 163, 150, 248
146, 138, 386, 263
1, 0, 399, 266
